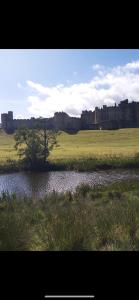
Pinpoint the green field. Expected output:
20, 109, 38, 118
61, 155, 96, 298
51, 128, 139, 161
0, 130, 17, 162
0, 128, 139, 163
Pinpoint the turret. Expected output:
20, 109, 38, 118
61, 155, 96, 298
1, 111, 14, 133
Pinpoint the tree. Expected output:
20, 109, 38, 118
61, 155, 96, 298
14, 126, 58, 169
39, 129, 57, 164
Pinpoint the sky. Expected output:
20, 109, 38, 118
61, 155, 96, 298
1, 49, 139, 119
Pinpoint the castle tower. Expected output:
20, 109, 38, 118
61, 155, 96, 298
8, 111, 13, 121
1, 111, 14, 133
1, 113, 8, 130
81, 110, 95, 129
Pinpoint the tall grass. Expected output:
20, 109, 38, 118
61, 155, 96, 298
1, 154, 139, 173
49, 155, 139, 171
1, 180, 139, 250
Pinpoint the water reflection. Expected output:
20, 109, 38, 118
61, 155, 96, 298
24, 171, 51, 199
0, 170, 139, 199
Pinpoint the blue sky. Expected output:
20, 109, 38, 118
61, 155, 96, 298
1, 49, 139, 119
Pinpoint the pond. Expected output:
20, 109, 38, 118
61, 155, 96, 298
0, 170, 139, 198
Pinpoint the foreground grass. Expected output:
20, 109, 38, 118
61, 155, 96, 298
1, 180, 139, 250
1, 128, 139, 172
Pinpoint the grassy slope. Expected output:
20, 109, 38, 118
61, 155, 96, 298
0, 130, 17, 162
1, 128, 139, 163
1, 180, 139, 251
51, 128, 139, 160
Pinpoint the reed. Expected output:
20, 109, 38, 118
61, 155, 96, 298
0, 180, 139, 251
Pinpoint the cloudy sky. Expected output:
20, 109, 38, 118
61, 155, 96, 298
1, 49, 139, 119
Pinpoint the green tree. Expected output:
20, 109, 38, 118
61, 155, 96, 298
14, 126, 58, 169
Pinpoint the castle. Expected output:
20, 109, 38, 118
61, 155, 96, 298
1, 99, 139, 133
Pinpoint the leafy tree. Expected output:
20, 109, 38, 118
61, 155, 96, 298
39, 129, 57, 164
14, 126, 58, 169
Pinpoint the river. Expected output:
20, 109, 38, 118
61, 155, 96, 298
0, 170, 139, 198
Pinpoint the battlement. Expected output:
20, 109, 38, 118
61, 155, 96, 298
120, 99, 128, 105
1, 99, 139, 132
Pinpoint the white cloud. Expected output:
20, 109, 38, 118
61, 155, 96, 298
26, 60, 139, 118
15, 114, 26, 119
124, 60, 139, 70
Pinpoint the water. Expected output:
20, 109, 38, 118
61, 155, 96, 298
0, 170, 139, 198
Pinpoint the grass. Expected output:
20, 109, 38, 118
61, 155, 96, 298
1, 128, 139, 172
1, 129, 139, 251
1, 180, 139, 250
50, 128, 139, 159
0, 129, 18, 162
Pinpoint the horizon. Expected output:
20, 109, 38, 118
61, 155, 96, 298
1, 49, 139, 119
1, 97, 135, 121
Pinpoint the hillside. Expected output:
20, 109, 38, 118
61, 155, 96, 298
1, 128, 139, 163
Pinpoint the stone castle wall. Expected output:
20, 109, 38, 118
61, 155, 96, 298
1, 99, 139, 133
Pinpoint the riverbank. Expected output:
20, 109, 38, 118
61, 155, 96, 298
51, 154, 139, 171
0, 179, 139, 250
1, 154, 139, 174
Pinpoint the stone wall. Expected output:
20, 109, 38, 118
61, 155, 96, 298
81, 110, 95, 129
1, 99, 139, 132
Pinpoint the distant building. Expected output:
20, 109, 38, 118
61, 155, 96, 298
1, 99, 139, 133
81, 110, 95, 129
94, 99, 139, 129
1, 111, 14, 133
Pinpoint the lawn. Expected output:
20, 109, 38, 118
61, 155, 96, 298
1, 128, 139, 163
0, 130, 17, 162
50, 128, 139, 161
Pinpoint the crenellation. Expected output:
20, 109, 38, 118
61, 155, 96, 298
1, 99, 139, 133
